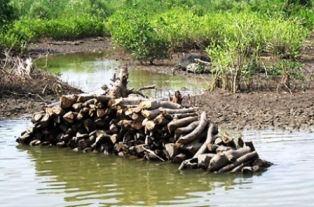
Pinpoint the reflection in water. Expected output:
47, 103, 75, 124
2, 120, 314, 207
18, 144, 243, 206
35, 53, 209, 98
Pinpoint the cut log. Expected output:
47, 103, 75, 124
60, 94, 77, 109
164, 143, 179, 159
83, 118, 95, 132
207, 152, 229, 172
154, 114, 171, 126
198, 153, 216, 169
63, 111, 76, 124
176, 112, 208, 144
96, 108, 106, 118
181, 139, 203, 155
175, 121, 199, 137
139, 100, 160, 110
141, 109, 160, 119
221, 133, 237, 148
31, 112, 44, 123
172, 153, 188, 164
207, 143, 219, 153
145, 120, 156, 131
224, 146, 252, 162
76, 94, 110, 103
173, 112, 198, 119
245, 141, 256, 151
178, 123, 215, 170
218, 151, 258, 173
215, 145, 232, 153
161, 107, 197, 114
160, 101, 181, 109
38, 113, 51, 127
167, 116, 198, 133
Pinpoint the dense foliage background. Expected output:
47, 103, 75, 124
1, 0, 313, 91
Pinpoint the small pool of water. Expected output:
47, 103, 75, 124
35, 52, 209, 98
1, 119, 314, 207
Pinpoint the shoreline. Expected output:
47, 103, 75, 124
1, 37, 314, 132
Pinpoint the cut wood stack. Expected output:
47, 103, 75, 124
16, 94, 272, 174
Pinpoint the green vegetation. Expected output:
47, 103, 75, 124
1, 0, 314, 92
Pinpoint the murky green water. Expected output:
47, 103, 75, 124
35, 52, 209, 98
1, 119, 314, 207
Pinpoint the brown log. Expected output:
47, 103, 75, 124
139, 100, 160, 110
175, 121, 199, 137
38, 113, 50, 127
178, 123, 215, 170
207, 143, 219, 152
176, 112, 208, 144
145, 120, 156, 131
224, 146, 252, 162
110, 134, 118, 144
72, 102, 83, 111
207, 152, 230, 172
118, 119, 143, 130
83, 98, 97, 107
88, 108, 96, 117
91, 134, 111, 149
181, 139, 203, 155
172, 153, 188, 163
253, 158, 273, 168
109, 123, 118, 133
96, 109, 105, 118
173, 113, 198, 119
161, 107, 197, 114
160, 101, 182, 109
218, 151, 258, 173
76, 111, 85, 121
167, 116, 198, 133
164, 143, 179, 159
216, 145, 232, 153
154, 114, 171, 126
31, 112, 44, 123
198, 153, 216, 169
245, 141, 256, 151
109, 97, 148, 107
221, 133, 237, 148
242, 166, 253, 174
83, 118, 95, 132
63, 111, 76, 124
60, 94, 77, 109
76, 94, 110, 103
141, 109, 160, 119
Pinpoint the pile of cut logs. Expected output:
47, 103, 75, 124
17, 93, 272, 174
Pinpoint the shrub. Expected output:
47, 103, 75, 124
106, 11, 170, 64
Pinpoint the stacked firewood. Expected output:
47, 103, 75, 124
16, 93, 272, 174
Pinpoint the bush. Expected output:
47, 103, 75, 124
106, 11, 170, 64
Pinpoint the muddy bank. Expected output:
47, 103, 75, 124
191, 90, 314, 132
1, 37, 314, 132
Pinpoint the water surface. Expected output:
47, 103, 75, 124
1, 119, 314, 207
35, 53, 209, 98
